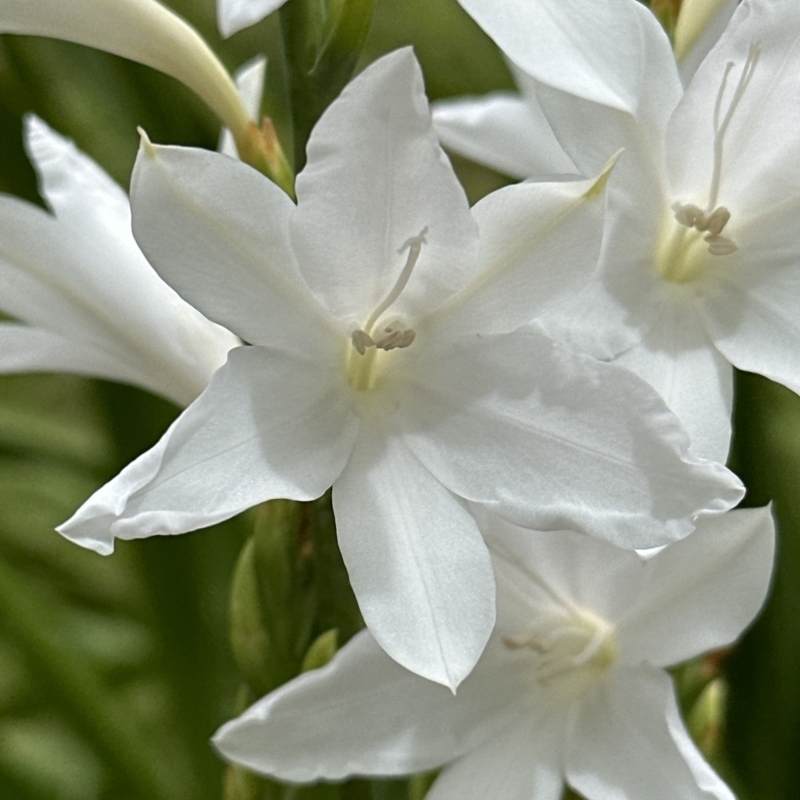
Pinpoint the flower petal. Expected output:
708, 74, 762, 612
617, 506, 775, 667
431, 92, 576, 179
25, 114, 131, 232
529, 143, 668, 359
400, 326, 743, 549
213, 630, 526, 781
566, 666, 735, 800
699, 198, 800, 397
0, 0, 252, 138
332, 419, 495, 689
427, 715, 564, 800
483, 518, 648, 634
130, 140, 333, 353
217, 0, 286, 37
1, 119, 238, 405
435, 169, 610, 338
0, 323, 165, 393
457, 0, 681, 127
614, 301, 734, 464
291, 48, 478, 323
58, 346, 358, 554
219, 56, 267, 158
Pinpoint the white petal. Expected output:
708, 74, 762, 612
0, 323, 168, 395
699, 198, 800, 397
614, 301, 733, 464
25, 114, 131, 232
214, 630, 527, 781
431, 93, 576, 179
457, 0, 682, 128
220, 56, 267, 158
566, 666, 735, 800
533, 146, 669, 359
332, 419, 495, 689
0, 0, 252, 138
436, 170, 609, 338
130, 141, 334, 353
483, 519, 648, 634
2, 122, 238, 405
667, 0, 800, 211
427, 716, 564, 800
617, 506, 775, 667
291, 49, 478, 323
217, 0, 286, 37
400, 326, 743, 549
675, 0, 738, 85
58, 346, 359, 554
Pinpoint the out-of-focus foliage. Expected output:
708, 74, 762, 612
0, 1, 798, 799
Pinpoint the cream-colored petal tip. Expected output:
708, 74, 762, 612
583, 148, 624, 201
137, 127, 158, 159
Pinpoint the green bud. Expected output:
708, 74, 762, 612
280, 0, 377, 170
301, 629, 339, 673
688, 677, 728, 760
229, 536, 283, 695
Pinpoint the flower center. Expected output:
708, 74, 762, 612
505, 606, 617, 695
346, 227, 427, 392
658, 43, 760, 285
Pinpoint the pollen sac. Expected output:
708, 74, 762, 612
705, 234, 738, 256
351, 329, 375, 356
673, 203, 707, 229
672, 202, 737, 256
705, 206, 731, 236
374, 320, 416, 351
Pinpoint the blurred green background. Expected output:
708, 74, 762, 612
0, 1, 798, 798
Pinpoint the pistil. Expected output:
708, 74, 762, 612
346, 227, 428, 391
659, 44, 759, 282
505, 607, 617, 687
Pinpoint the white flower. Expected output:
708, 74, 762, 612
0, 0, 255, 145
212, 505, 775, 800
443, 0, 800, 463
57, 49, 743, 689
216, 0, 287, 38
0, 115, 239, 407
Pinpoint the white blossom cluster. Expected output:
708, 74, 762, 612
0, 0, 795, 797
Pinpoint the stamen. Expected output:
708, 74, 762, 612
363, 226, 428, 334
708, 43, 760, 212
374, 324, 416, 351
503, 607, 617, 686
351, 329, 375, 356
672, 202, 737, 256
673, 203, 706, 229
705, 234, 738, 256
704, 206, 731, 236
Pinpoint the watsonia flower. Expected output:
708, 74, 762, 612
213, 505, 775, 800
57, 50, 743, 689
442, 0, 800, 463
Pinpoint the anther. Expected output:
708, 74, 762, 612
351, 329, 375, 356
672, 202, 737, 255
705, 207, 731, 236
673, 203, 706, 229
705, 234, 738, 256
